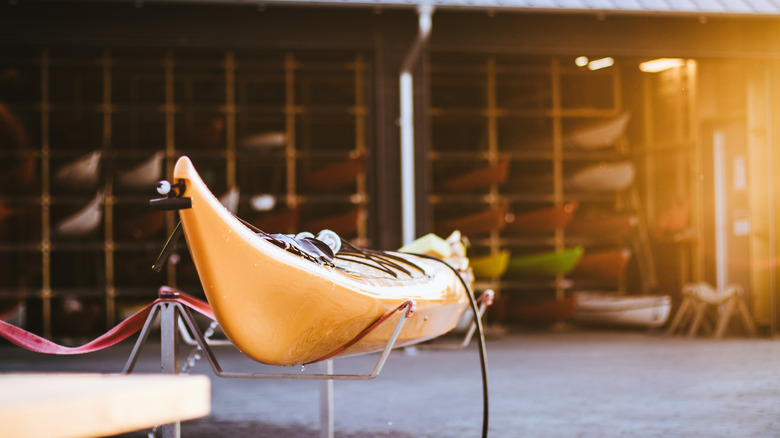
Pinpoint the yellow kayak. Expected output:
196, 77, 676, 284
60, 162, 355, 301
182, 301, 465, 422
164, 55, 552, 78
172, 156, 470, 366
470, 250, 510, 279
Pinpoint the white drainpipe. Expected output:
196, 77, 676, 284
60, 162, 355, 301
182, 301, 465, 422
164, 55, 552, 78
400, 4, 433, 245
713, 131, 727, 292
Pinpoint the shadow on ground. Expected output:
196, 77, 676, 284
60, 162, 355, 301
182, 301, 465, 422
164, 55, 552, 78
111, 418, 416, 438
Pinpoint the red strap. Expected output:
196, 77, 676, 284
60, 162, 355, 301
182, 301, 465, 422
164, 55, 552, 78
0, 290, 215, 355
307, 300, 416, 364
1, 285, 412, 366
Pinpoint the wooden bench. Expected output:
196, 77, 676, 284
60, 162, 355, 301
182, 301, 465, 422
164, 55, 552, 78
0, 373, 210, 438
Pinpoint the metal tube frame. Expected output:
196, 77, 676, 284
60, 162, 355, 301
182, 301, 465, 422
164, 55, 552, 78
419, 288, 493, 350
177, 288, 493, 352
120, 296, 416, 437
123, 298, 416, 380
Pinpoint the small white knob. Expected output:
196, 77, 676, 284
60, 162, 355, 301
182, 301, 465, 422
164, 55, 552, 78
157, 180, 171, 195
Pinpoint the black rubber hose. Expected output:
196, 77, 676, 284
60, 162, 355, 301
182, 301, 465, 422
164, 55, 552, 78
410, 253, 489, 438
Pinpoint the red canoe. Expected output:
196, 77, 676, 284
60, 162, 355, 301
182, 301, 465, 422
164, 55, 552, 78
251, 206, 300, 234
302, 207, 364, 236
505, 201, 579, 235
439, 158, 510, 192
438, 204, 507, 236
567, 214, 638, 239
302, 150, 366, 192
570, 248, 632, 281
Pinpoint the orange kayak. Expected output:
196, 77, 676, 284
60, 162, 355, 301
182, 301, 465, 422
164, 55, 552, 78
505, 201, 578, 235
173, 156, 470, 366
301, 150, 366, 192
437, 204, 507, 236
439, 158, 510, 192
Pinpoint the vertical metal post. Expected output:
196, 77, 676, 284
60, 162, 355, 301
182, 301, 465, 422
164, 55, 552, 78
354, 55, 368, 244
163, 52, 178, 287
551, 58, 564, 301
765, 66, 777, 337
160, 302, 181, 438
400, 4, 433, 245
689, 60, 704, 281
40, 49, 52, 339
319, 359, 334, 438
224, 51, 237, 188
400, 70, 416, 245
486, 57, 500, 255
713, 131, 727, 292
285, 53, 298, 210
101, 49, 116, 328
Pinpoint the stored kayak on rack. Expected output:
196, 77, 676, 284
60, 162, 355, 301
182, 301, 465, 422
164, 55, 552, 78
565, 112, 631, 150
470, 250, 510, 279
506, 246, 584, 278
116, 151, 164, 190
301, 150, 366, 192
505, 201, 578, 235
55, 150, 102, 190
55, 191, 103, 237
439, 157, 510, 192
438, 204, 508, 236
566, 161, 636, 192
570, 248, 632, 281
573, 291, 671, 328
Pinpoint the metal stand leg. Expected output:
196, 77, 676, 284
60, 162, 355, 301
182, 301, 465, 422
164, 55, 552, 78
459, 289, 493, 348
160, 302, 181, 438
319, 359, 334, 438
420, 289, 493, 350
122, 290, 417, 438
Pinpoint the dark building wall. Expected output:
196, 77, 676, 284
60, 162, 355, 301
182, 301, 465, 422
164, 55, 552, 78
0, 2, 424, 250
429, 11, 780, 59
3, 2, 780, 250
3, 2, 780, 334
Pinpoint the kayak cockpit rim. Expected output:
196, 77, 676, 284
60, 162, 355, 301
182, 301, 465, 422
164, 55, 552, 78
152, 176, 434, 282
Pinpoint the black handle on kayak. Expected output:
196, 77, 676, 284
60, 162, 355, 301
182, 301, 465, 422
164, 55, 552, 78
149, 197, 192, 211
152, 221, 184, 273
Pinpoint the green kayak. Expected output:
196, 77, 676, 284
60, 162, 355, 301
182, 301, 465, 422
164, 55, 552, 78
506, 246, 584, 277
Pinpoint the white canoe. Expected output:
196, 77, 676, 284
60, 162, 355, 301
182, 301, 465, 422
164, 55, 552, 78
566, 161, 635, 192
218, 187, 240, 214
55, 191, 103, 237
573, 291, 671, 328
238, 131, 286, 149
116, 151, 164, 190
566, 112, 631, 150
55, 151, 102, 190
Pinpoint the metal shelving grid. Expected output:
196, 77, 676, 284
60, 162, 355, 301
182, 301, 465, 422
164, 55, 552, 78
0, 47, 372, 339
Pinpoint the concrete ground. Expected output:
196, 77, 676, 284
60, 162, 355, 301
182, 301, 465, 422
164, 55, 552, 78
2, 326, 780, 438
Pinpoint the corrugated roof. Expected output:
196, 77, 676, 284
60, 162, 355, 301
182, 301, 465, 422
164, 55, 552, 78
246, 0, 780, 15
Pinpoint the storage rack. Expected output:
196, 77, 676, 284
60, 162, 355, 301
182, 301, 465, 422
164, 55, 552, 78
0, 47, 371, 338
426, 53, 653, 323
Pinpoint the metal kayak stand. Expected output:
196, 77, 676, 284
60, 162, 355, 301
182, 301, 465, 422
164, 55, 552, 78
120, 288, 416, 438
119, 286, 491, 438
414, 288, 494, 351
449, 288, 493, 349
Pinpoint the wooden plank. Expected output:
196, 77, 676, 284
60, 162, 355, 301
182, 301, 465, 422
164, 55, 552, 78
0, 373, 210, 438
